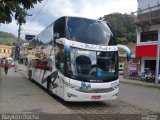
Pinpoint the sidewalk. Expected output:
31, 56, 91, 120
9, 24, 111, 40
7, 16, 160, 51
17, 63, 28, 78
119, 75, 160, 89
0, 64, 73, 114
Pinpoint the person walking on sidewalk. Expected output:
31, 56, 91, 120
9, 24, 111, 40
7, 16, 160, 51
4, 60, 9, 75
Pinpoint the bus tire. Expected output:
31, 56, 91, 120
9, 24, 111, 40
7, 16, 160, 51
47, 77, 53, 95
28, 70, 32, 80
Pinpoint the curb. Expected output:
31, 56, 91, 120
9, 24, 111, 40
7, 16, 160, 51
120, 81, 160, 90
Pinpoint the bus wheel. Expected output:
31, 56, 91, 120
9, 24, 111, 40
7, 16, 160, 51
47, 78, 53, 95
28, 70, 32, 80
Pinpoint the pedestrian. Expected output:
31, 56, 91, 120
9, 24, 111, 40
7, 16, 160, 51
14, 60, 18, 72
25, 58, 28, 66
4, 60, 9, 75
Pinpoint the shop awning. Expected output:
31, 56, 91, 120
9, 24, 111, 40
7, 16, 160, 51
136, 45, 157, 57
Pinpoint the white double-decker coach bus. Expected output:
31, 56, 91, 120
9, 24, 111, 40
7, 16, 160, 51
27, 16, 123, 101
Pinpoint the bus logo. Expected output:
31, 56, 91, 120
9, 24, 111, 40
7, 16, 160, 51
81, 82, 91, 89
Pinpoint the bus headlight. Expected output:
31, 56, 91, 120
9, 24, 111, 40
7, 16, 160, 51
67, 93, 77, 98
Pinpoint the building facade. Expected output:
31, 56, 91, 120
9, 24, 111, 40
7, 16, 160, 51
118, 43, 141, 77
133, 0, 160, 73
0, 45, 12, 58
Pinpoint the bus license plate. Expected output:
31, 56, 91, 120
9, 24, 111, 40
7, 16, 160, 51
92, 96, 101, 99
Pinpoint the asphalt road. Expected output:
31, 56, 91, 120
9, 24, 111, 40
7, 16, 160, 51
119, 82, 160, 113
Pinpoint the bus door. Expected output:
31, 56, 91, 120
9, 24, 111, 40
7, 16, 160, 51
54, 43, 65, 98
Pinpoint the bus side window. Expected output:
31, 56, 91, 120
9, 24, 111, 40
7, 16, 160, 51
54, 17, 65, 40
55, 45, 65, 73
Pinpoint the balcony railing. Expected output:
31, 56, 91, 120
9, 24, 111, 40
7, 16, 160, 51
132, 3, 160, 27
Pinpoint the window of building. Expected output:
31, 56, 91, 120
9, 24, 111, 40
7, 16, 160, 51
4, 49, 6, 53
0, 49, 2, 53
140, 30, 158, 42
144, 60, 156, 71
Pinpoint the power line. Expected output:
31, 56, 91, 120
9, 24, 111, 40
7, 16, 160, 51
20, 0, 49, 37
31, 0, 49, 21
22, 28, 41, 32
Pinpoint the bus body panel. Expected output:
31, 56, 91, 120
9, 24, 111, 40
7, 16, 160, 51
63, 79, 119, 101
64, 87, 118, 101
55, 72, 64, 98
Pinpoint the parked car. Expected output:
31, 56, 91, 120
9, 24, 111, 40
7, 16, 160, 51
6, 57, 14, 66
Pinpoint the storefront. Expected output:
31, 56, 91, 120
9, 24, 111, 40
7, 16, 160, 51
136, 44, 158, 73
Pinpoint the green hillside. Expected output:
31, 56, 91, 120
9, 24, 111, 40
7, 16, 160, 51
0, 31, 18, 46
100, 13, 136, 44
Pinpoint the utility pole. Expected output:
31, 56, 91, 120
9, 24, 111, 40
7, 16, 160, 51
15, 13, 24, 61
155, 31, 160, 85
15, 20, 22, 61
17, 23, 21, 44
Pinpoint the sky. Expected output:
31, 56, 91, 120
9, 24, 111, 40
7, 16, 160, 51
0, 0, 137, 39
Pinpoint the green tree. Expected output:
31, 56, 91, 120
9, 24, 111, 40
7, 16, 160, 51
0, 0, 43, 24
100, 13, 136, 44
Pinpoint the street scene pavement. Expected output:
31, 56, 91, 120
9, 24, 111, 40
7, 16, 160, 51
119, 81, 160, 113
0, 66, 72, 114
0, 64, 159, 120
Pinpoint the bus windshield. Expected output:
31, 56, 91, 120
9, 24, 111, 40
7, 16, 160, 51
67, 47, 118, 82
66, 17, 116, 45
